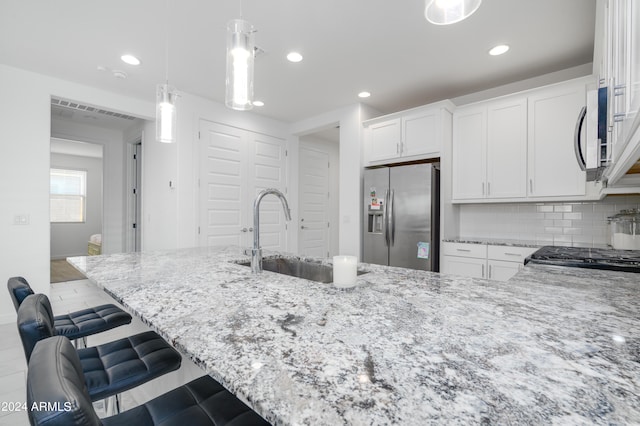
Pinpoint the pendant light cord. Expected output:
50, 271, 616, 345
165, 0, 170, 84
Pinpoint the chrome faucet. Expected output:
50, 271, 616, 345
251, 188, 292, 273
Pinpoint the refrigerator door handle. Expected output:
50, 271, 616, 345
389, 189, 395, 246
382, 189, 390, 247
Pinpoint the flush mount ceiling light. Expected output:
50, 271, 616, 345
425, 0, 482, 25
358, 91, 371, 98
286, 52, 303, 63
156, 0, 178, 143
120, 54, 141, 66
489, 44, 510, 56
226, 19, 255, 111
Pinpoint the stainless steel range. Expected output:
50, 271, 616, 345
526, 246, 640, 273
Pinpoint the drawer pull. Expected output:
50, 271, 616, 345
504, 252, 522, 257
456, 248, 472, 252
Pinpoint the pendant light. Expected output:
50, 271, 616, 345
425, 0, 482, 25
156, 0, 178, 143
225, 17, 255, 110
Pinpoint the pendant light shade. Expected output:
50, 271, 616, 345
226, 19, 255, 111
156, 83, 177, 143
425, 0, 482, 25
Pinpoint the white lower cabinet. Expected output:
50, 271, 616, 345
442, 255, 486, 279
442, 242, 538, 282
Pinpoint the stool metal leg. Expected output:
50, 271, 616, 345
104, 394, 121, 416
74, 336, 87, 349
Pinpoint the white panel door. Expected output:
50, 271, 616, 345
248, 133, 288, 251
486, 98, 527, 199
298, 145, 329, 258
199, 121, 247, 247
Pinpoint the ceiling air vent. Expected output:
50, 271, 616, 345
51, 97, 137, 121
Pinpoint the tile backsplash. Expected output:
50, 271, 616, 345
458, 195, 640, 247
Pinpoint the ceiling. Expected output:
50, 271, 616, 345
0, 0, 596, 124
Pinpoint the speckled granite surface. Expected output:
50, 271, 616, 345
68, 247, 640, 425
442, 237, 541, 248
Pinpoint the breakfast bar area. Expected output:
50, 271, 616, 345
68, 246, 640, 425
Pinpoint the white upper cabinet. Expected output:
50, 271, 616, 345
487, 97, 528, 199
402, 109, 439, 158
453, 96, 528, 201
527, 81, 586, 198
452, 105, 486, 200
452, 78, 590, 203
599, 0, 640, 184
369, 118, 401, 162
364, 101, 454, 165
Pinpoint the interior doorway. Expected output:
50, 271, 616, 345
298, 126, 340, 258
50, 97, 145, 260
49, 138, 104, 262
127, 141, 143, 251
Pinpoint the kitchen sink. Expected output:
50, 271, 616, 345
238, 257, 368, 283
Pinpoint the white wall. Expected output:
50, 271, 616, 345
0, 64, 154, 324
50, 152, 103, 258
141, 90, 292, 251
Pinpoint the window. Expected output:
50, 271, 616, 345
50, 168, 87, 223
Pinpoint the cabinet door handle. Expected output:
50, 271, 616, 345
241, 228, 248, 233
396, 143, 400, 154
488, 265, 492, 279
487, 182, 491, 196
529, 179, 533, 193
482, 182, 485, 196
482, 264, 485, 278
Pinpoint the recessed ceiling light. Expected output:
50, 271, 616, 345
489, 44, 510, 56
358, 91, 371, 98
286, 52, 303, 63
252, 100, 264, 107
121, 54, 141, 65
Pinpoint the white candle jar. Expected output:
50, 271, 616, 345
333, 255, 358, 288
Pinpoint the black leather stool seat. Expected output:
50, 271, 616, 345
28, 336, 271, 426
7, 276, 132, 340
18, 294, 182, 401
53, 304, 133, 340
80, 330, 183, 401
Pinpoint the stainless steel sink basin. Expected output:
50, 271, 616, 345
238, 257, 367, 283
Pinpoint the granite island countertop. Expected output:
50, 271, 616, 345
68, 246, 640, 425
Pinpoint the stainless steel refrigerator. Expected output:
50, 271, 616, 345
363, 163, 440, 271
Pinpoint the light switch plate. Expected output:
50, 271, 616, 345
14, 214, 30, 225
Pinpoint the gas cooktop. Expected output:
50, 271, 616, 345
526, 246, 640, 273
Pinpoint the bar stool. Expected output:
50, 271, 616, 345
8, 276, 132, 348
27, 336, 271, 426
17, 294, 182, 413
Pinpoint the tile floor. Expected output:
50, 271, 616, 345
0, 279, 203, 426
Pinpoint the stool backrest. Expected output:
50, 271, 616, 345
7, 276, 34, 311
16, 293, 56, 361
27, 336, 101, 426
